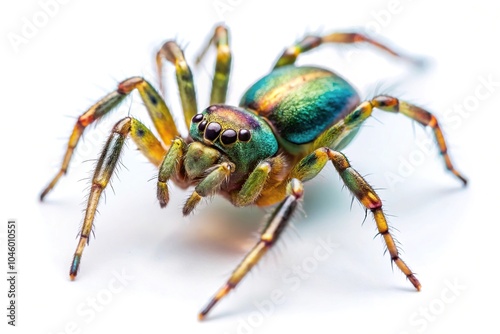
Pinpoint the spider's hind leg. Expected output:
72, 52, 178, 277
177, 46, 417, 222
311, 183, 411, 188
274, 31, 419, 68
313, 96, 467, 185
293, 147, 421, 290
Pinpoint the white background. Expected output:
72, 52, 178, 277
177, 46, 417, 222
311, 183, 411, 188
1, 1, 499, 333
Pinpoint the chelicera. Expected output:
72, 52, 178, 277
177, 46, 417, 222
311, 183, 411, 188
40, 25, 467, 320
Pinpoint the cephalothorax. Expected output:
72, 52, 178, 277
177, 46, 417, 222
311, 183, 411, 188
40, 26, 467, 320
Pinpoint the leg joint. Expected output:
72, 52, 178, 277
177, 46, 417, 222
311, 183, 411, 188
326, 149, 350, 172
112, 117, 132, 134
117, 77, 144, 94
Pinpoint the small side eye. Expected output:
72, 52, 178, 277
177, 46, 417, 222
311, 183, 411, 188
192, 114, 204, 123
238, 129, 251, 142
204, 122, 222, 141
198, 120, 208, 131
221, 129, 237, 145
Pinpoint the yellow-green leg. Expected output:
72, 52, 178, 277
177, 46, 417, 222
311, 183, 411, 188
232, 160, 272, 207
198, 179, 304, 320
70, 117, 166, 280
182, 161, 235, 215
156, 138, 186, 209
40, 77, 178, 200
291, 147, 421, 291
156, 41, 198, 129
156, 139, 231, 212
274, 31, 418, 68
231, 155, 287, 207
195, 25, 232, 104
314, 95, 467, 185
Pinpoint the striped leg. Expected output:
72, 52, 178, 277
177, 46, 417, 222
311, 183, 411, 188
195, 25, 232, 104
198, 179, 304, 320
40, 77, 178, 200
327, 149, 421, 290
313, 95, 467, 185
156, 41, 198, 128
291, 147, 421, 291
274, 32, 418, 68
70, 117, 166, 280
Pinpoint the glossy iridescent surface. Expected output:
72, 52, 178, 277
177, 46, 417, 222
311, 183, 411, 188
189, 105, 278, 176
240, 65, 360, 145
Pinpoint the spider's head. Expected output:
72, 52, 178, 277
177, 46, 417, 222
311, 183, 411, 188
185, 105, 278, 180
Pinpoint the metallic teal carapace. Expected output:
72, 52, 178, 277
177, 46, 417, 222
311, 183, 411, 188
240, 66, 360, 144
189, 105, 278, 176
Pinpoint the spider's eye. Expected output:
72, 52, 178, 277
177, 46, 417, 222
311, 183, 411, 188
204, 122, 222, 141
192, 114, 204, 123
198, 120, 208, 132
220, 129, 237, 145
238, 129, 251, 142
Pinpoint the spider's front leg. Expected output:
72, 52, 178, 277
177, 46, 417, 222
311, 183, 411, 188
70, 117, 166, 279
40, 76, 178, 200
195, 25, 232, 104
156, 41, 197, 128
42, 40, 199, 200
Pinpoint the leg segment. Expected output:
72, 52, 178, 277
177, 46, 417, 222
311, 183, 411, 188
182, 161, 234, 215
195, 25, 232, 104
370, 96, 467, 184
231, 155, 287, 207
313, 95, 467, 185
157, 138, 186, 208
156, 41, 198, 128
327, 149, 421, 290
291, 147, 421, 290
274, 32, 417, 68
70, 117, 166, 279
40, 77, 178, 200
198, 179, 304, 320
232, 160, 272, 207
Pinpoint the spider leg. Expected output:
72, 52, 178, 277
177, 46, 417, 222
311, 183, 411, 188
231, 155, 287, 207
195, 25, 232, 104
156, 138, 187, 208
274, 31, 418, 68
313, 96, 467, 185
40, 77, 179, 200
198, 179, 304, 320
290, 147, 421, 291
156, 41, 198, 128
70, 117, 166, 280
182, 161, 234, 215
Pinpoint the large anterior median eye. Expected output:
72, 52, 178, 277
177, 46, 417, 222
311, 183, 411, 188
204, 122, 222, 141
220, 129, 237, 145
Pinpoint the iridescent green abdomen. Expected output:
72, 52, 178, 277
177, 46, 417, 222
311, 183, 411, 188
240, 66, 360, 145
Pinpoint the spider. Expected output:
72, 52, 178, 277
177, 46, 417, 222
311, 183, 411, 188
40, 25, 467, 320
